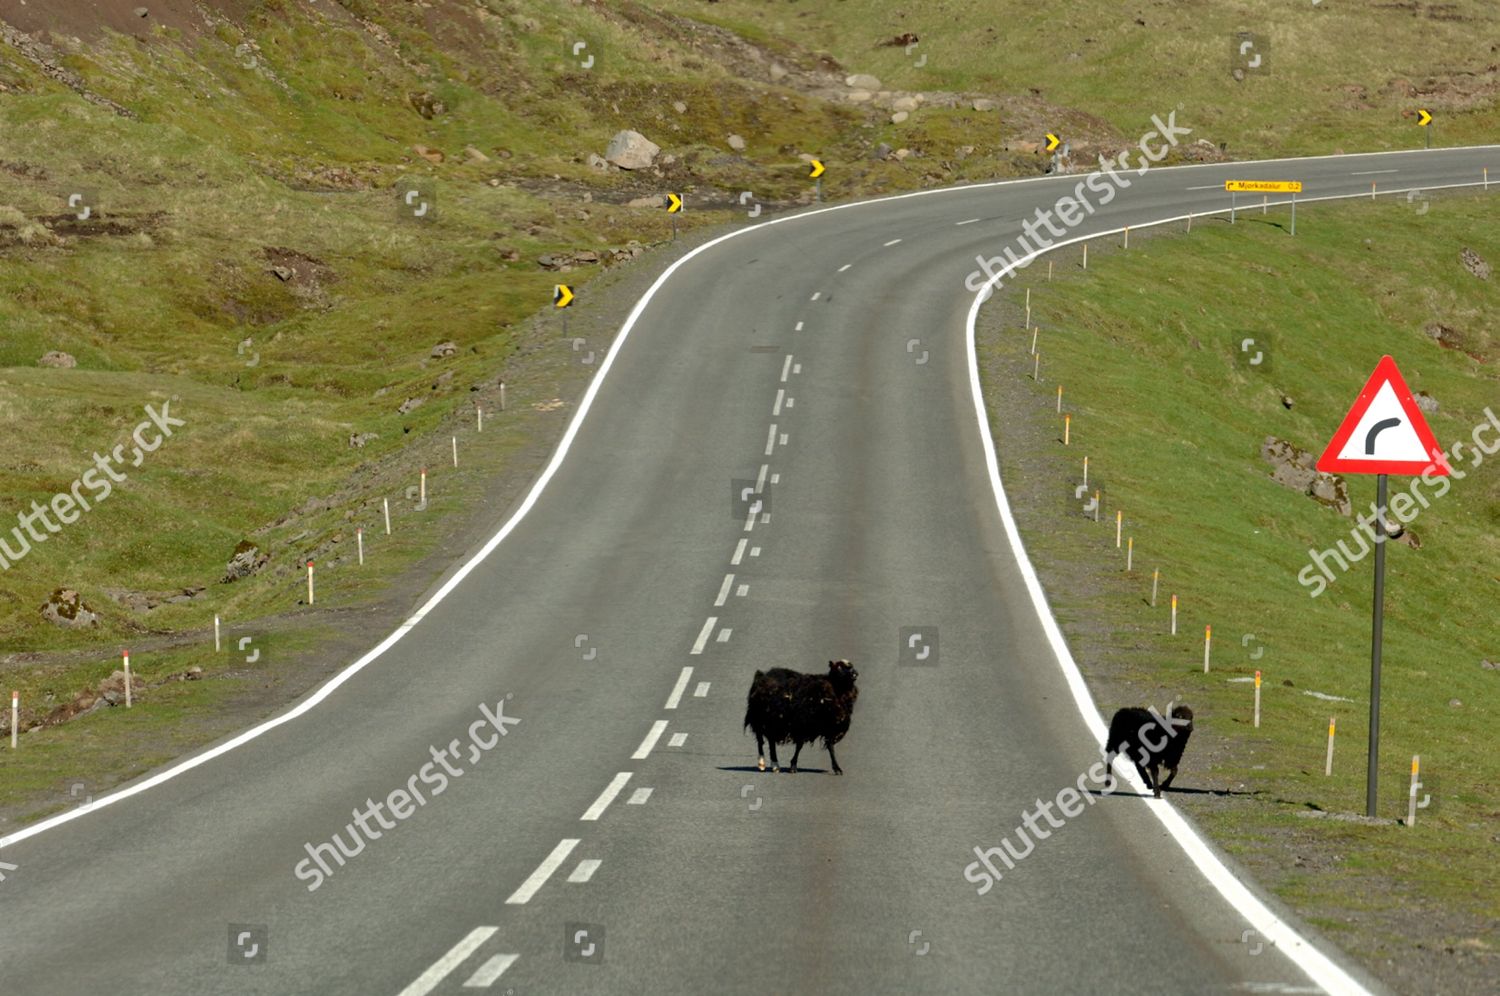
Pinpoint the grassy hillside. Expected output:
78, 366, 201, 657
978, 191, 1498, 993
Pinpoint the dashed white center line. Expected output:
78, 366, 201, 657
736, 584, 749, 597
743, 502, 759, 532
1185, 183, 1221, 190
764, 424, 777, 455
694, 681, 710, 697
785, 397, 794, 408
398, 927, 498, 996
462, 952, 518, 989
665, 667, 693, 709
567, 859, 602, 884
668, 732, 688, 748
505, 839, 579, 905
631, 720, 669, 760
716, 627, 733, 643
627, 787, 653, 805
731, 538, 747, 565
955, 218, 980, 226
756, 463, 768, 491
750, 546, 761, 557
690, 616, 718, 655
581, 772, 632, 821
794, 321, 804, 332
793, 363, 802, 374
770, 473, 780, 484
774, 389, 785, 415
1351, 168, 1398, 175
838, 263, 852, 272
780, 355, 793, 382
779, 432, 788, 446
714, 574, 735, 607
884, 238, 902, 247
810, 291, 821, 301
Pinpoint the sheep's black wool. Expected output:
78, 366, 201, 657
743, 660, 859, 774
1103, 705, 1194, 797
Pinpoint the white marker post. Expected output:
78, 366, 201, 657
1170, 594, 1178, 635
1325, 717, 1336, 776
477, 405, 483, 432
1082, 243, 1088, 269
1151, 568, 1159, 607
11, 690, 18, 748
1406, 755, 1421, 826
419, 467, 427, 505
214, 614, 221, 652
1063, 414, 1071, 446
1082, 456, 1088, 489
1262, 194, 1268, 216
1033, 352, 1040, 382
1092, 491, 1100, 523
1291, 191, 1297, 236
383, 497, 391, 535
357, 527, 364, 566
306, 560, 315, 605
1126, 536, 1133, 571
1047, 260, 1053, 282
500, 381, 506, 411
1056, 385, 1063, 412
1123, 226, 1129, 249
1371, 181, 1377, 201
1254, 670, 1262, 728
1203, 625, 1212, 673
1030, 326, 1039, 355
452, 435, 458, 468
122, 649, 132, 708
1025, 287, 1031, 329
1115, 510, 1122, 548
1187, 213, 1193, 233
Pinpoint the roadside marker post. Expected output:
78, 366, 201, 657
1170, 594, 1178, 634
357, 527, 364, 566
214, 614, 221, 652
1126, 536, 1133, 571
1047, 260, 1053, 281
1407, 755, 1423, 826
1082, 456, 1088, 488
1115, 510, 1122, 548
122, 650, 132, 708
1230, 191, 1236, 223
1063, 414, 1071, 445
808, 159, 825, 201
1325, 717, 1336, 776
10, 691, 16, 749
1030, 325, 1039, 355
1056, 385, 1063, 412
383, 497, 391, 535
1316, 355, 1448, 817
500, 381, 506, 412
1123, 226, 1129, 249
420, 467, 427, 506
1082, 243, 1088, 269
1254, 670, 1261, 727
1372, 181, 1377, 201
307, 560, 315, 605
476, 405, 483, 432
1033, 352, 1040, 382
1151, 568, 1159, 607
1092, 490, 1100, 523
1203, 625, 1212, 673
1417, 108, 1432, 149
452, 435, 459, 468
1225, 180, 1301, 233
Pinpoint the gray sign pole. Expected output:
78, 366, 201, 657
1366, 473, 1388, 817
1291, 193, 1297, 236
1231, 191, 1237, 223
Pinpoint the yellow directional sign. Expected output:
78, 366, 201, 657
808, 159, 825, 179
553, 284, 574, 308
666, 193, 683, 214
1044, 133, 1061, 153
1417, 109, 1433, 127
1224, 179, 1302, 193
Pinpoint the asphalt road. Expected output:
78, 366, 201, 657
4, 144, 1492, 995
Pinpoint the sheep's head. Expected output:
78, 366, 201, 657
1170, 704, 1194, 731
827, 659, 859, 688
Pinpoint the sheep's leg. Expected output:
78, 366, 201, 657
768, 739, 780, 773
826, 741, 842, 776
787, 741, 803, 773
1157, 765, 1178, 793
1142, 762, 1159, 797
1102, 749, 1117, 790
755, 730, 766, 772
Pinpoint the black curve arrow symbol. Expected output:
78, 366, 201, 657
1365, 417, 1401, 454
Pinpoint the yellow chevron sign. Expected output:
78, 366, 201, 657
808, 159, 825, 179
1044, 133, 1061, 153
1417, 109, 1433, 127
553, 284, 574, 308
666, 193, 683, 213
1225, 180, 1302, 194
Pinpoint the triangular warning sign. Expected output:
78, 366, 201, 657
1316, 355, 1447, 476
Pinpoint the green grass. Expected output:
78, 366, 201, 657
977, 191, 1499, 976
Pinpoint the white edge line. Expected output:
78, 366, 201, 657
1349, 169, 1399, 175
397, 926, 498, 996
955, 218, 980, 225
504, 838, 579, 905
462, 953, 519, 988
664, 667, 693, 710
580, 771, 632, 821
7, 146, 1492, 853
959, 206, 1406, 996
630, 720, 668, 760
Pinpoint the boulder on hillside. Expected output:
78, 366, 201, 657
222, 540, 268, 583
1461, 248, 1490, 280
38, 351, 76, 368
1261, 436, 1350, 515
604, 130, 660, 170
846, 73, 882, 90
40, 588, 100, 629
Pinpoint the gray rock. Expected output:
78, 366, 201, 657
628, 194, 666, 208
348, 432, 379, 449
1309, 473, 1351, 516
40, 588, 99, 629
222, 541, 268, 583
604, 130, 660, 170
1262, 436, 1350, 515
845, 90, 873, 103
1461, 247, 1490, 280
891, 96, 919, 112
846, 73, 882, 90
1414, 391, 1438, 414
891, 111, 909, 124
463, 145, 490, 163
769, 63, 788, 82
727, 134, 746, 152
430, 341, 457, 358
872, 142, 893, 160
38, 351, 76, 368
586, 153, 610, 172
672, 101, 687, 114
398, 396, 425, 414
972, 98, 999, 111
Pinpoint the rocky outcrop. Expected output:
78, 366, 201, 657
1261, 436, 1350, 515
604, 130, 660, 170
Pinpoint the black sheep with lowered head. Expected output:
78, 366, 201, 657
743, 660, 859, 774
